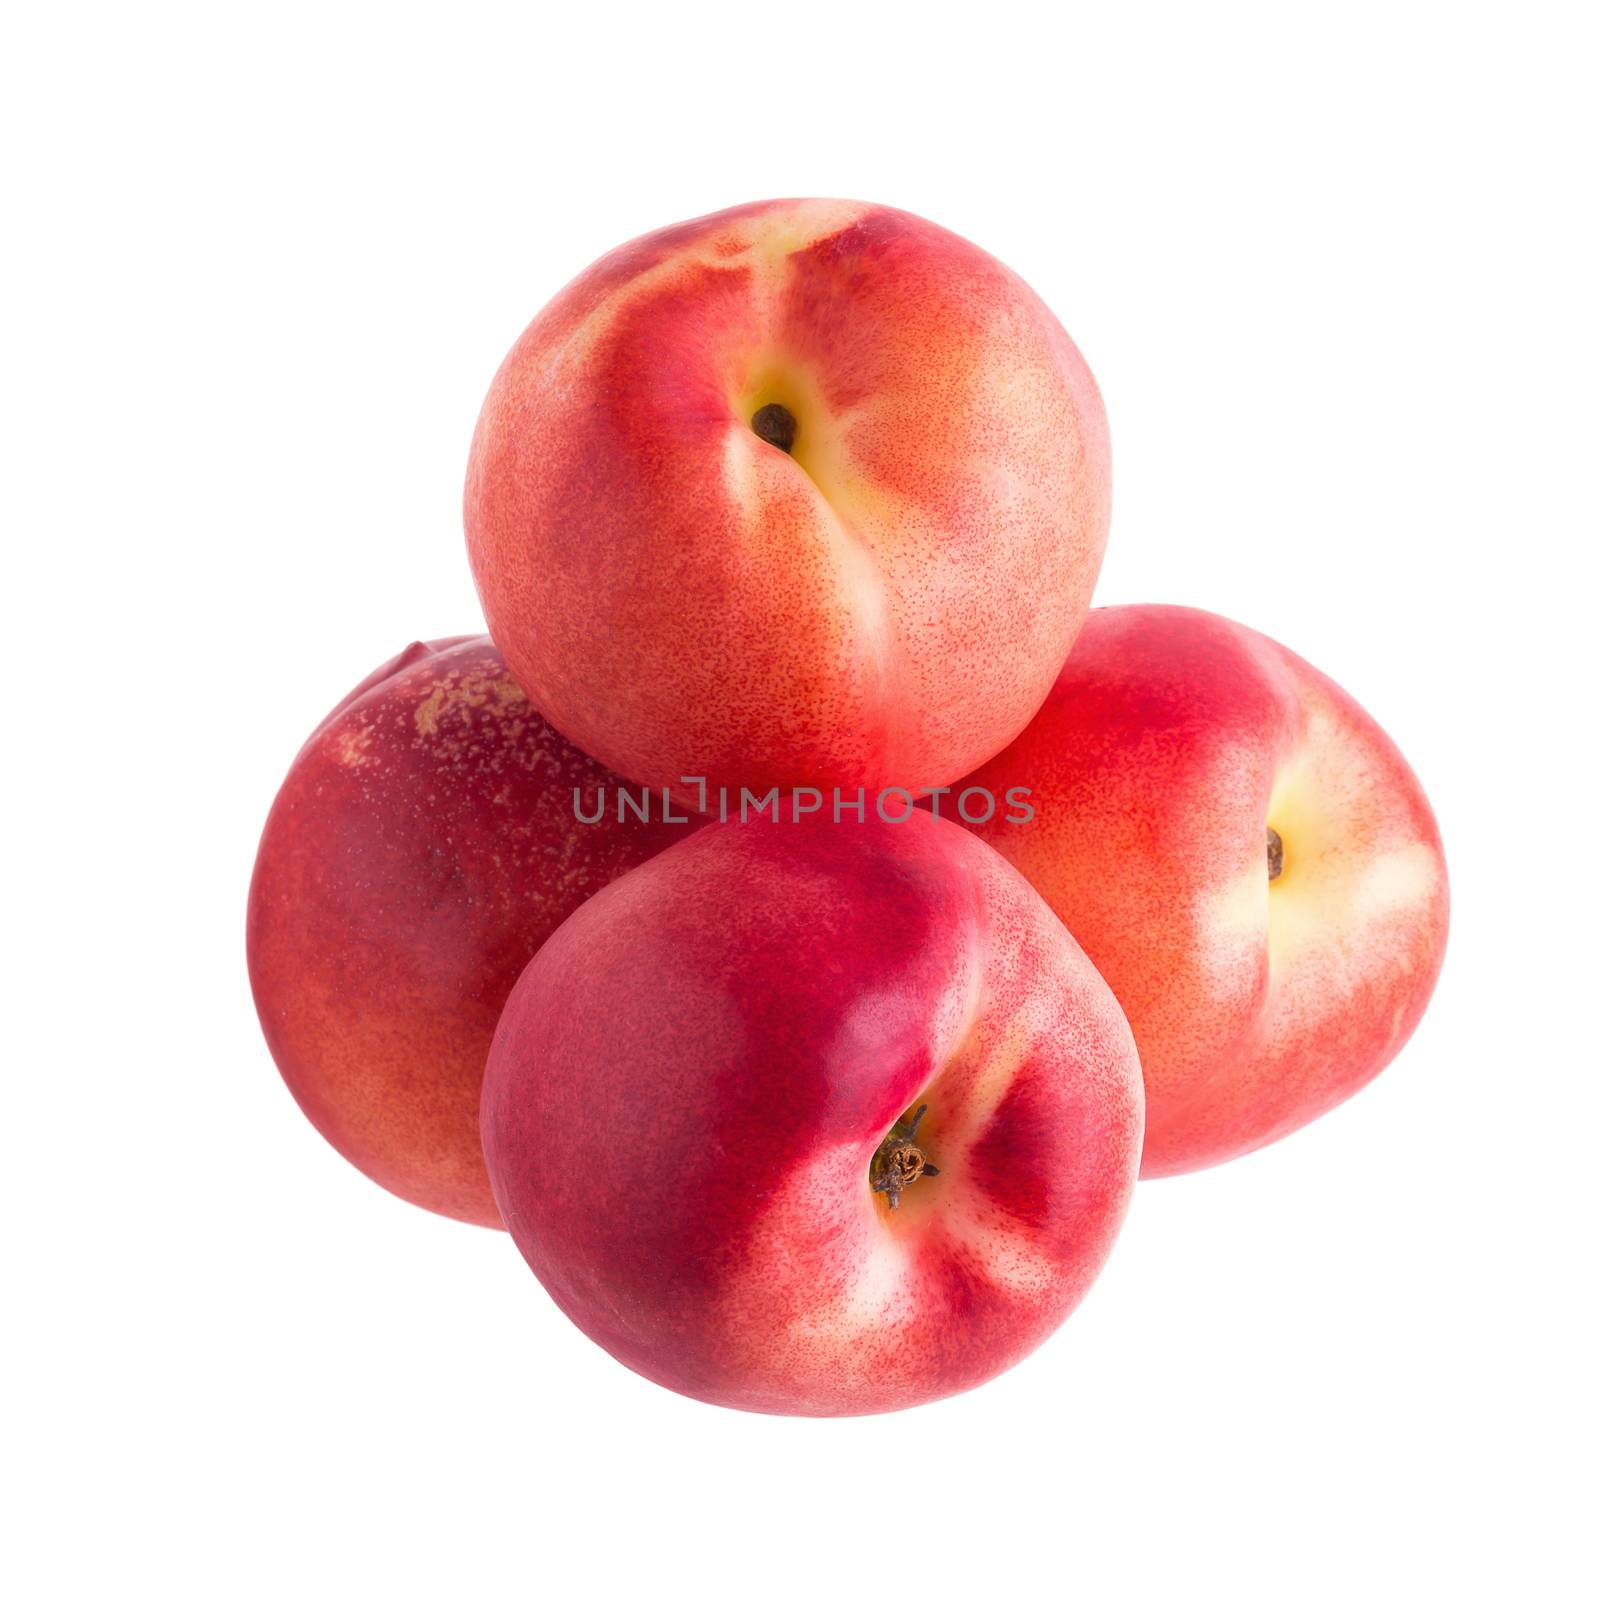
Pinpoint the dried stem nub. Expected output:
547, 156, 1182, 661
871, 1103, 940, 1210
751, 402, 797, 454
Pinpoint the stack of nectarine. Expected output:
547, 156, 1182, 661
249, 198, 1446, 1416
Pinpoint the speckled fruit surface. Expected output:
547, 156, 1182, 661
481, 809, 1143, 1415
247, 636, 698, 1226
955, 605, 1449, 1176
465, 197, 1111, 800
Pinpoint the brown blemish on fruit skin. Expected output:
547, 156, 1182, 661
1267, 826, 1284, 882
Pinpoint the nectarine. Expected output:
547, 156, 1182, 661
481, 809, 1143, 1414
247, 636, 696, 1226
465, 198, 1111, 799
954, 605, 1449, 1176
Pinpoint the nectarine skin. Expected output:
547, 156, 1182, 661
466, 198, 1111, 800
247, 637, 697, 1226
954, 605, 1449, 1176
481, 810, 1143, 1415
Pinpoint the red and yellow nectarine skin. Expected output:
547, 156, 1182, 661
481, 810, 1143, 1415
247, 637, 697, 1227
955, 605, 1449, 1176
465, 198, 1111, 800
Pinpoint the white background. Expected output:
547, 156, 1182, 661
6, 5, 1596, 1596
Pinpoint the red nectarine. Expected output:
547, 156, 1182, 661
481, 809, 1143, 1414
466, 198, 1111, 800
954, 605, 1449, 1176
247, 636, 697, 1226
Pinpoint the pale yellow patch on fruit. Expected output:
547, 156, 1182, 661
334, 724, 376, 767
1352, 842, 1443, 922
1264, 702, 1441, 978
413, 670, 527, 737
1201, 866, 1270, 974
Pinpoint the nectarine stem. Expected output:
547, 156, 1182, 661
1267, 827, 1284, 882
871, 1103, 940, 1210
751, 403, 797, 454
